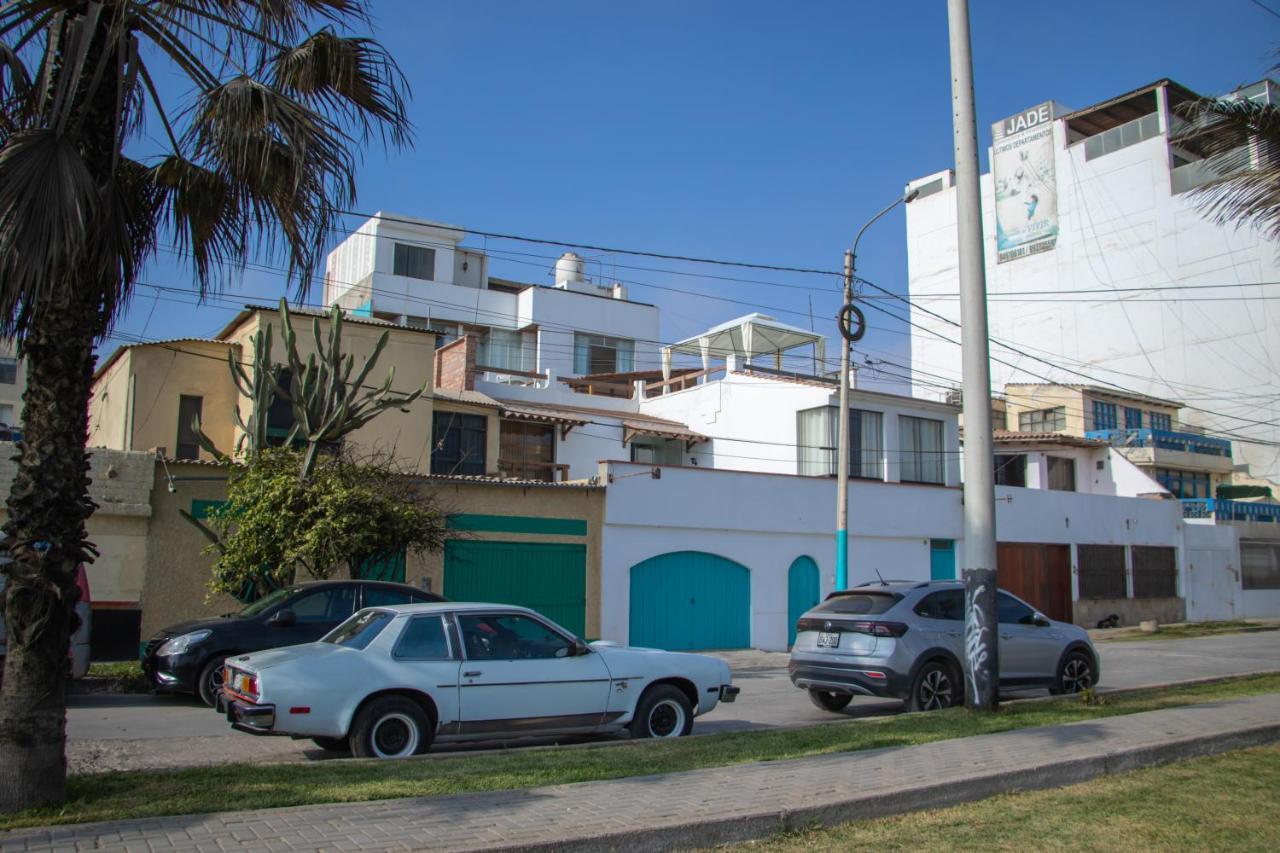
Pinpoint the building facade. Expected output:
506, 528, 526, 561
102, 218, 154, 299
0, 339, 25, 436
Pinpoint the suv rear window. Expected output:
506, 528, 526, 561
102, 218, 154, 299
814, 592, 901, 615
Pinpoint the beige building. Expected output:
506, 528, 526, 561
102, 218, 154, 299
88, 305, 439, 474
0, 339, 25, 433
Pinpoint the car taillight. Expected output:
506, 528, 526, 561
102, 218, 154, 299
244, 675, 259, 700
850, 621, 909, 637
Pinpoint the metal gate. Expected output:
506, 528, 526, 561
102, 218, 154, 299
444, 540, 587, 637
629, 551, 750, 651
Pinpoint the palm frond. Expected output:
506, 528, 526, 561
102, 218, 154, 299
271, 27, 408, 145
151, 154, 245, 289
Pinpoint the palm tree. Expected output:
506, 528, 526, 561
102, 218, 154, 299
0, 1, 409, 812
1174, 93, 1280, 239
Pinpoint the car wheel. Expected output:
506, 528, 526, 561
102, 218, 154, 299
907, 660, 960, 712
350, 696, 433, 759
807, 689, 853, 712
311, 736, 349, 752
1051, 651, 1095, 695
629, 684, 694, 739
197, 658, 227, 707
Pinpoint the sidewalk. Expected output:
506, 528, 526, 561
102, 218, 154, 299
6, 693, 1280, 852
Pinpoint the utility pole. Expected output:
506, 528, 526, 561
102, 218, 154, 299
947, 0, 999, 711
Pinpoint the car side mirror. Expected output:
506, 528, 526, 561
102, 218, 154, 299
268, 608, 296, 628
1033, 613, 1051, 628
571, 638, 590, 656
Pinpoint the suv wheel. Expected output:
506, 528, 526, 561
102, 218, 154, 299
808, 689, 853, 712
1051, 651, 1095, 695
907, 660, 959, 712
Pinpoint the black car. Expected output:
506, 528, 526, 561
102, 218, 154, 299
141, 580, 444, 705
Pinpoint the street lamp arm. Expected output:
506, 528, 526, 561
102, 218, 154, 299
850, 186, 921, 267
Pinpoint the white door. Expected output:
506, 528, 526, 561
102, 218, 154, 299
1186, 548, 1236, 621
456, 612, 612, 734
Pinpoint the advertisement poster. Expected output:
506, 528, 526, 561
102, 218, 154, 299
992, 102, 1059, 263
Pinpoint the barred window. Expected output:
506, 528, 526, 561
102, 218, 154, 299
1242, 542, 1280, 590
1078, 545, 1126, 599
1132, 546, 1177, 598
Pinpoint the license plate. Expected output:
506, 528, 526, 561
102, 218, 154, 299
817, 631, 841, 648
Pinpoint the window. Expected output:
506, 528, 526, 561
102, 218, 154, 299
363, 587, 415, 607
1149, 411, 1172, 432
994, 454, 1027, 487
1047, 456, 1076, 492
458, 613, 573, 660
266, 368, 296, 445
289, 586, 357, 623
323, 609, 393, 650
431, 411, 487, 476
1124, 407, 1143, 429
630, 438, 683, 466
500, 420, 556, 480
1242, 542, 1280, 590
1018, 407, 1065, 433
393, 616, 452, 659
0, 403, 14, 426
0, 356, 16, 384
1083, 112, 1160, 161
899, 415, 945, 484
996, 591, 1035, 625
479, 328, 532, 373
797, 407, 884, 479
1132, 546, 1177, 598
393, 243, 436, 280
914, 589, 965, 621
1156, 468, 1211, 499
1078, 545, 1127, 599
175, 395, 203, 459
573, 333, 634, 375
1091, 400, 1118, 431
814, 592, 901, 615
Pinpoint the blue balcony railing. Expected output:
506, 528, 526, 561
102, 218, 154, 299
1085, 428, 1232, 459
1182, 498, 1280, 523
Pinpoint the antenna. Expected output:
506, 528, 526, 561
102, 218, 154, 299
875, 568, 886, 585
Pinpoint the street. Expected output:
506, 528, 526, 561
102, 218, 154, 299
65, 631, 1280, 775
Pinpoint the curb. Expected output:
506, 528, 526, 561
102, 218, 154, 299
494, 721, 1280, 852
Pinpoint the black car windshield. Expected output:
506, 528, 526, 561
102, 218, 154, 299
322, 609, 394, 650
237, 586, 300, 618
814, 592, 901, 615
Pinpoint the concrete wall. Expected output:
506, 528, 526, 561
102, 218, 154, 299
905, 100, 1280, 481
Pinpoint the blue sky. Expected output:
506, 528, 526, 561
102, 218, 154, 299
109, 0, 1280, 392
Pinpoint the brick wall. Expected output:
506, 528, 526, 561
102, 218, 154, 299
435, 334, 477, 391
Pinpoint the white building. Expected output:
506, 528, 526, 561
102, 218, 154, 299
904, 78, 1280, 483
324, 213, 661, 379
0, 339, 24, 436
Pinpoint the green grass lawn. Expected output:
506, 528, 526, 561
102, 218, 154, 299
2, 672, 1278, 832
84, 661, 150, 693
736, 743, 1280, 851
1103, 620, 1280, 643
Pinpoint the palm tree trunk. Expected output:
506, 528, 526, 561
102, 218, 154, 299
0, 287, 100, 813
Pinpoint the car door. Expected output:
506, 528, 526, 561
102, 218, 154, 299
912, 590, 964, 656
389, 614, 462, 731
455, 611, 612, 735
996, 592, 1060, 685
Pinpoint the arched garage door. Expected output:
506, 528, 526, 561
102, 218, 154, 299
629, 551, 750, 651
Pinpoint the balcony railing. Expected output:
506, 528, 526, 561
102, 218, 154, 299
1182, 498, 1280, 523
1085, 428, 1232, 458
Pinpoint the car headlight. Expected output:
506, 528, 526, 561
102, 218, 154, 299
156, 630, 211, 656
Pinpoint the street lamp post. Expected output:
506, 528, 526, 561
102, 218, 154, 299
835, 187, 919, 590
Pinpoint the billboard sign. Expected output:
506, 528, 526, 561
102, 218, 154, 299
992, 102, 1059, 263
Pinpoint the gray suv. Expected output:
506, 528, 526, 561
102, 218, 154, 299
789, 581, 1098, 713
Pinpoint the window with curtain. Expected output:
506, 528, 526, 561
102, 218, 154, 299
1047, 456, 1076, 491
479, 328, 532, 372
499, 420, 555, 480
393, 243, 435, 280
898, 415, 945, 484
573, 333, 634, 375
796, 407, 883, 479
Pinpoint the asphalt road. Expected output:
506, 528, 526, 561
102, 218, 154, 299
64, 630, 1280, 775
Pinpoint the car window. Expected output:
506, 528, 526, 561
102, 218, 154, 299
239, 586, 298, 617
363, 587, 414, 607
914, 590, 964, 621
394, 616, 452, 660
997, 592, 1035, 625
323, 609, 393, 650
457, 613, 572, 660
290, 587, 357, 623
814, 593, 901, 615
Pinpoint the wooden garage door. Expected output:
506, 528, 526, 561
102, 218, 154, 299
997, 543, 1072, 623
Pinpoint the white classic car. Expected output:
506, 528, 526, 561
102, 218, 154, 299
216, 602, 740, 758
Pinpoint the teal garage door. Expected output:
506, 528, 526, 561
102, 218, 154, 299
444, 540, 587, 637
787, 556, 821, 647
629, 551, 750, 651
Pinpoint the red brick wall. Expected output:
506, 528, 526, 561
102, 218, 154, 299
435, 335, 477, 391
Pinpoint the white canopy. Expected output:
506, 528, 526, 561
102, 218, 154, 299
661, 313, 826, 379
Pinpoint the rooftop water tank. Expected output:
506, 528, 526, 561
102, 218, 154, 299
555, 252, 586, 287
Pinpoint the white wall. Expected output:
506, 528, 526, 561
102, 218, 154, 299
905, 100, 1280, 481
